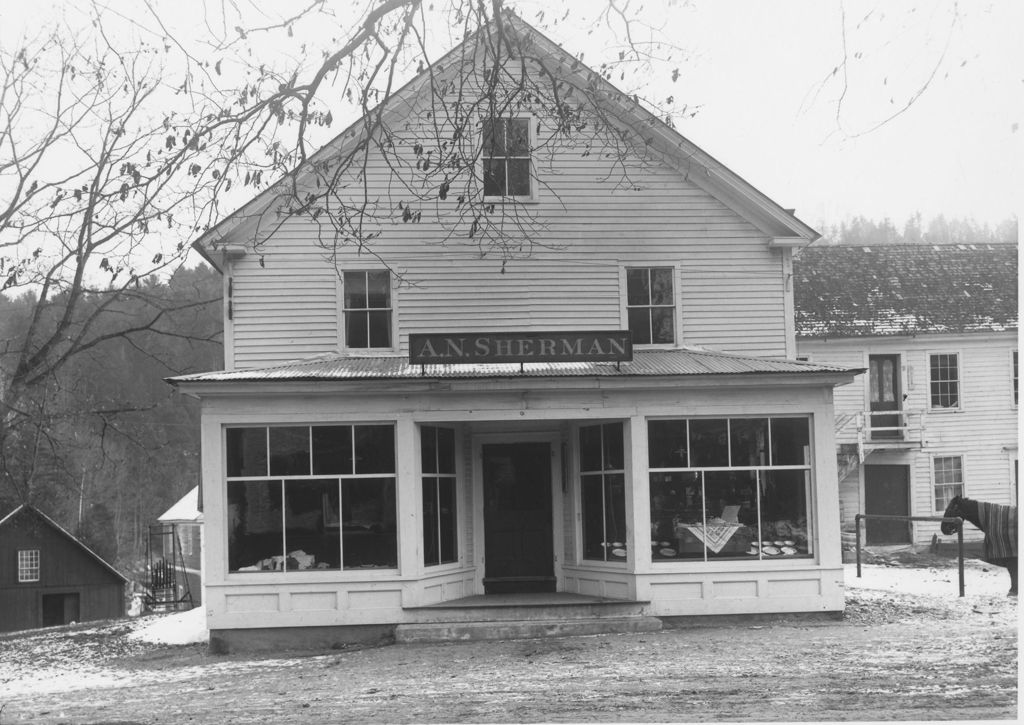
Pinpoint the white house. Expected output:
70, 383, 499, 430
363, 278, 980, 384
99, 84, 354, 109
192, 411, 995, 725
794, 243, 1018, 547
170, 14, 860, 651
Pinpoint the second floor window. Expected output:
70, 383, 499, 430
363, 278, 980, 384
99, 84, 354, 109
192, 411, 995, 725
18, 549, 40, 582
929, 353, 960, 409
482, 118, 532, 198
627, 267, 675, 345
343, 271, 391, 349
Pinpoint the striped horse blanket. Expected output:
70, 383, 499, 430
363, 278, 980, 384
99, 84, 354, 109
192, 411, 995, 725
977, 502, 1018, 562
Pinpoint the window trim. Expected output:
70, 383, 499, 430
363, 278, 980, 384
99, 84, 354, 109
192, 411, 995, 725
620, 265, 680, 348
932, 454, 966, 512
927, 350, 962, 412
338, 269, 397, 353
18, 549, 40, 583
1011, 349, 1018, 409
480, 114, 538, 203
577, 421, 628, 565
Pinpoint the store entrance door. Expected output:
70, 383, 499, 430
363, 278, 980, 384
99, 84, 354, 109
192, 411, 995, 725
482, 442, 555, 594
864, 464, 911, 544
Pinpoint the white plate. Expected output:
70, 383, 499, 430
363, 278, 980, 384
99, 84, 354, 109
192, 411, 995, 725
659, 541, 672, 547
659, 547, 677, 557
783, 540, 796, 546
747, 547, 760, 556
781, 546, 798, 555
762, 545, 781, 556
611, 548, 627, 557
773, 540, 786, 546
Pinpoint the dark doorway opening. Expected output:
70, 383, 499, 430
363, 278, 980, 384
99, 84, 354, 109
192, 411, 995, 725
864, 464, 911, 544
869, 355, 903, 440
482, 442, 555, 594
41, 592, 81, 627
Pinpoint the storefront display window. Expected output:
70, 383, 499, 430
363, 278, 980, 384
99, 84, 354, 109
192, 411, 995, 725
649, 417, 812, 562
226, 424, 397, 572
579, 422, 627, 562
422, 426, 458, 566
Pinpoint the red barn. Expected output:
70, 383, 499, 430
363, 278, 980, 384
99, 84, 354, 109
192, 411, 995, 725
0, 504, 127, 632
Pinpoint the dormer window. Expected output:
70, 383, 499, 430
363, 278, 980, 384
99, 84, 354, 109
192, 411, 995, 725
343, 270, 392, 349
482, 117, 532, 198
626, 267, 676, 345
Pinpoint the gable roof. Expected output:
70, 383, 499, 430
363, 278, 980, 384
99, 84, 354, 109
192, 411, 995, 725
193, 12, 817, 270
794, 243, 1019, 338
0, 504, 128, 583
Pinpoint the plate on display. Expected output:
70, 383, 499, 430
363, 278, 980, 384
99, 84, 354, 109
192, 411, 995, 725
780, 546, 798, 555
783, 540, 796, 546
773, 540, 786, 546
659, 541, 672, 547
762, 545, 781, 556
611, 548, 627, 557
659, 547, 677, 557
761, 541, 773, 546
747, 546, 760, 556
611, 542, 624, 548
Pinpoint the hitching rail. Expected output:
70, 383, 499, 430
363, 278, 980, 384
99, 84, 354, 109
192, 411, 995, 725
853, 514, 966, 597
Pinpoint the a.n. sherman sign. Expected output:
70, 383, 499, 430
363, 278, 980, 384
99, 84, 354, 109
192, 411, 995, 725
409, 331, 633, 365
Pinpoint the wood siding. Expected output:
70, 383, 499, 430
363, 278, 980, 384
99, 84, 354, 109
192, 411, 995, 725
800, 331, 1018, 542
224, 112, 791, 369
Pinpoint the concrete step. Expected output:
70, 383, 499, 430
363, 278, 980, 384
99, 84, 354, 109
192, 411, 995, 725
395, 615, 663, 643
406, 601, 649, 623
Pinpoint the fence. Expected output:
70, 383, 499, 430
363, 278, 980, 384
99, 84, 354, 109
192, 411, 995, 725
853, 513, 966, 597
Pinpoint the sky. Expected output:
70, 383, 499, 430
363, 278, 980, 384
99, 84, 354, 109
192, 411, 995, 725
535, 0, 1022, 231
1, 0, 1019, 235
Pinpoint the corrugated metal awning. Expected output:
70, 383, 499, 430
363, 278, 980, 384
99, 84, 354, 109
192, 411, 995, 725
168, 348, 857, 385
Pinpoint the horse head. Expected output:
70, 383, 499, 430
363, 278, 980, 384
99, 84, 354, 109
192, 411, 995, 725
940, 495, 964, 535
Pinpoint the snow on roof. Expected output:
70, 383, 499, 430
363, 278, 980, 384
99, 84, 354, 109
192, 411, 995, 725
157, 487, 202, 524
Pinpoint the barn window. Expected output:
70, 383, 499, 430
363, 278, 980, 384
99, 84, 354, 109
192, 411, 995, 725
343, 270, 392, 349
579, 422, 626, 562
225, 424, 397, 573
626, 267, 676, 345
648, 417, 813, 561
18, 549, 40, 582
421, 426, 458, 567
482, 117, 533, 198
929, 353, 960, 409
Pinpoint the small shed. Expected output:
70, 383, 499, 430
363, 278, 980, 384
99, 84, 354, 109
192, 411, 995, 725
151, 486, 203, 607
0, 504, 127, 632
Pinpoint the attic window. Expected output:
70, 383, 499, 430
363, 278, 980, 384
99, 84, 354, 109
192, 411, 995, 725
482, 117, 532, 198
18, 549, 40, 582
343, 271, 392, 349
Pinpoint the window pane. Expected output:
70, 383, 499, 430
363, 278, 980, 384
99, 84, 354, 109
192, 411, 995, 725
354, 425, 395, 474
581, 474, 607, 560
507, 159, 531, 196
627, 308, 651, 344
703, 471, 758, 558
603, 423, 625, 471
759, 470, 811, 556
438, 478, 458, 564
421, 427, 439, 474
648, 420, 688, 468
771, 418, 810, 466
930, 354, 959, 408
437, 427, 456, 474
367, 310, 392, 348
483, 158, 505, 196
365, 271, 390, 308
345, 310, 369, 348
312, 426, 353, 475
730, 419, 769, 467
482, 119, 504, 155
285, 480, 340, 570
506, 119, 530, 155
343, 271, 367, 309
579, 425, 603, 472
228, 480, 284, 572
650, 307, 675, 344
269, 427, 310, 476
689, 419, 728, 467
423, 477, 440, 565
650, 471, 703, 560
626, 268, 649, 305
649, 268, 674, 305
604, 473, 627, 558
226, 428, 267, 478
342, 478, 397, 569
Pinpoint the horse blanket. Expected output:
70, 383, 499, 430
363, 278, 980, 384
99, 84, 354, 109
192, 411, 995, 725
977, 502, 1018, 562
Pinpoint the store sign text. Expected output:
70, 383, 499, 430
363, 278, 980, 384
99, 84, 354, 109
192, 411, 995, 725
409, 331, 633, 365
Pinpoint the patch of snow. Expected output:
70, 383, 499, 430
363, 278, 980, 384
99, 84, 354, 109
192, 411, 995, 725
128, 606, 209, 645
844, 562, 1011, 598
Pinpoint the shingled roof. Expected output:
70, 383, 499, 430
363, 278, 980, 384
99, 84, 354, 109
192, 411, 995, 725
794, 243, 1018, 338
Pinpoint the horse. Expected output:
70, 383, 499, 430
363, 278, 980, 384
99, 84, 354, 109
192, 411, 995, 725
941, 495, 1018, 596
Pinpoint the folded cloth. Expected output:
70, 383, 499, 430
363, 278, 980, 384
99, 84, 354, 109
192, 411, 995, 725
679, 523, 741, 554
978, 502, 1018, 561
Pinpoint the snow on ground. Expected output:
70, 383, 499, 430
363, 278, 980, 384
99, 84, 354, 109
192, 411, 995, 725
128, 605, 209, 645
844, 561, 1011, 598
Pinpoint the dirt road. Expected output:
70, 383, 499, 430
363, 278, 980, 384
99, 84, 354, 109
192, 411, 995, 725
0, 563, 1017, 723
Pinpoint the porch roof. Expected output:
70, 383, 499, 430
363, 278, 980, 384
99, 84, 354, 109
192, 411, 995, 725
168, 348, 857, 385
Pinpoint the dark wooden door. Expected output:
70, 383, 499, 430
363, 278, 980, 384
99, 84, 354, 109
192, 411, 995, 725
869, 355, 902, 439
41, 593, 80, 627
482, 442, 555, 593
864, 465, 911, 544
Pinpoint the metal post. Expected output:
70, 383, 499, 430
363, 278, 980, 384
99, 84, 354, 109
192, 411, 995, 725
957, 518, 965, 598
855, 514, 862, 578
